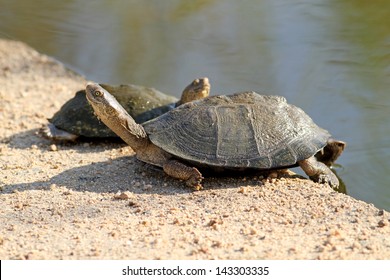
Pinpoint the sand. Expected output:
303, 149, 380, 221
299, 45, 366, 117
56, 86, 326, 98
0, 39, 389, 260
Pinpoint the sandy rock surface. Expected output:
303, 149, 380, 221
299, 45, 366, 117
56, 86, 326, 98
0, 39, 389, 260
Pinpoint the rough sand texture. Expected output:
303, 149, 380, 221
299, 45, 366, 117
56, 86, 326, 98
0, 39, 389, 260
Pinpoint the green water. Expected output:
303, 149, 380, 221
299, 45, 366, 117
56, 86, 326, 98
1, 0, 389, 210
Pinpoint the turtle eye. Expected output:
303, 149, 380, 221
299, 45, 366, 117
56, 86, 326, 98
94, 90, 103, 97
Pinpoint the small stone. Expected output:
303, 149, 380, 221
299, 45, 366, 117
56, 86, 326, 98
332, 245, 340, 251
239, 246, 248, 252
198, 247, 209, 254
114, 191, 134, 200
14, 203, 23, 209
378, 219, 389, 227
288, 247, 297, 254
207, 218, 223, 230
128, 201, 139, 208
207, 218, 222, 227
51, 164, 60, 169
238, 187, 246, 194
49, 144, 57, 151
62, 190, 73, 195
316, 245, 325, 252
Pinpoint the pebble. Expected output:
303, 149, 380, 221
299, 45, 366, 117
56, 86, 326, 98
249, 227, 257, 235
128, 201, 139, 208
378, 219, 389, 227
238, 187, 246, 194
49, 144, 57, 151
114, 191, 134, 200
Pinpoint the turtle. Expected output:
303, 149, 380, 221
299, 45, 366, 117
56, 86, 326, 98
41, 78, 210, 141
86, 83, 345, 190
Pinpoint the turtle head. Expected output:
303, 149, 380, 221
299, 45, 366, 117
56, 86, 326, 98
85, 83, 149, 151
85, 83, 124, 117
177, 77, 211, 106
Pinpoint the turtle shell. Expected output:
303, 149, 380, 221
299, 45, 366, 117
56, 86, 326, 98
49, 84, 177, 138
143, 92, 331, 169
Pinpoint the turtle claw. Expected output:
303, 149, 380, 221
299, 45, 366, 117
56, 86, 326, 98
311, 173, 339, 189
186, 168, 204, 191
163, 160, 204, 190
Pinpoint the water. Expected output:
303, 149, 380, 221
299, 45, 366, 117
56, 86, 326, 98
1, 0, 389, 210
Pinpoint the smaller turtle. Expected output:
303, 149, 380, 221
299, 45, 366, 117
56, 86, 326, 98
41, 78, 210, 141
86, 83, 345, 190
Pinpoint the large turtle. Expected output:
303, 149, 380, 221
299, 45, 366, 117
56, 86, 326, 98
86, 83, 345, 190
42, 78, 210, 141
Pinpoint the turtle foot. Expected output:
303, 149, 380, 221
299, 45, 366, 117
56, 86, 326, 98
186, 168, 204, 191
310, 173, 339, 189
163, 160, 204, 190
299, 156, 340, 189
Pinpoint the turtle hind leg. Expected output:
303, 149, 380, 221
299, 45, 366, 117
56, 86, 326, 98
163, 160, 204, 191
298, 156, 339, 189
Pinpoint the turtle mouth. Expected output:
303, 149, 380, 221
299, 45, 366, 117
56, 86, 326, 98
85, 90, 92, 102
85, 91, 99, 107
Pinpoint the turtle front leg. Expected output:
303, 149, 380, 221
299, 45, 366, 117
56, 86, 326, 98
298, 156, 339, 189
163, 160, 204, 190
